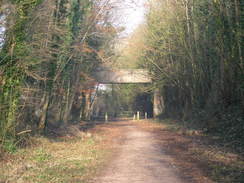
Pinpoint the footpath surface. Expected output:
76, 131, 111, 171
93, 121, 187, 183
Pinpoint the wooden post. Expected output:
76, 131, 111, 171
145, 112, 148, 119
105, 112, 108, 122
137, 111, 140, 120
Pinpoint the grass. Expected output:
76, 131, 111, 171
2, 139, 17, 153
3, 119, 243, 183
0, 130, 110, 183
32, 148, 52, 162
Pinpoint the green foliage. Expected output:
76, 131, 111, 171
0, 0, 117, 146
0, 0, 44, 144
133, 0, 244, 147
2, 138, 17, 153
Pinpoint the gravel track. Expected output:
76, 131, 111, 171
93, 121, 185, 183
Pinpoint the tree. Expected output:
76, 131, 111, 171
0, 0, 117, 143
129, 0, 244, 146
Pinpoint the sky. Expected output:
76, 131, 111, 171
112, 0, 147, 36
0, 0, 147, 48
0, 15, 6, 48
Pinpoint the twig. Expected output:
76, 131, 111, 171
17, 130, 32, 136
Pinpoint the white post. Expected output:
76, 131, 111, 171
145, 112, 148, 119
105, 112, 108, 122
137, 111, 140, 120
133, 114, 136, 121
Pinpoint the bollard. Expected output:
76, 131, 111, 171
105, 112, 108, 122
133, 114, 136, 121
137, 111, 140, 120
145, 112, 148, 119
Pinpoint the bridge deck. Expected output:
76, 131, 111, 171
93, 69, 152, 84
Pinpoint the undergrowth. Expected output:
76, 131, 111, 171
156, 119, 244, 183
0, 132, 108, 183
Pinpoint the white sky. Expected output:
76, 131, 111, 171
112, 0, 147, 36
0, 15, 6, 48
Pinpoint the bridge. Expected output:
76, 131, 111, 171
93, 69, 152, 84
93, 69, 163, 117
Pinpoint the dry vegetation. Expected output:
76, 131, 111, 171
0, 122, 122, 183
1, 120, 243, 183
136, 120, 244, 183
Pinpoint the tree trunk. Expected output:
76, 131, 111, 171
84, 91, 91, 120
38, 93, 50, 131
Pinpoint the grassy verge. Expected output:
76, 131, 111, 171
151, 119, 244, 183
0, 124, 111, 183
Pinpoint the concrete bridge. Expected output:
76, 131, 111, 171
93, 69, 152, 84
93, 69, 163, 117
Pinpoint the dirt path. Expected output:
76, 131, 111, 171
2, 120, 242, 182
93, 121, 185, 183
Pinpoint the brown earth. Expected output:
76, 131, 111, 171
91, 120, 213, 183
2, 120, 242, 182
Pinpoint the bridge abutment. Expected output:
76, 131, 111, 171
153, 88, 164, 118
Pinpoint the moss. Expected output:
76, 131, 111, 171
0, 0, 44, 142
